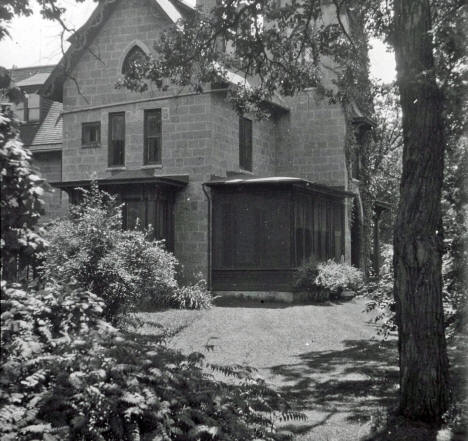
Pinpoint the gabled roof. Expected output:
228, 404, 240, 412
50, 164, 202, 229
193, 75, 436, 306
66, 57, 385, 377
10, 65, 55, 84
29, 101, 63, 148
16, 72, 51, 87
42, 0, 193, 102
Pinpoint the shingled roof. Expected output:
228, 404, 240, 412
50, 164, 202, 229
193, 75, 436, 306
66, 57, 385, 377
16, 72, 51, 88
28, 101, 63, 150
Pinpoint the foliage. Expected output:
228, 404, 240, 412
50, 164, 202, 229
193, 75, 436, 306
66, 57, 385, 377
0, 110, 46, 281
295, 258, 363, 301
361, 244, 396, 338
294, 257, 319, 293
168, 279, 212, 310
1, 280, 300, 441
363, 241, 468, 340
40, 183, 182, 322
315, 259, 364, 295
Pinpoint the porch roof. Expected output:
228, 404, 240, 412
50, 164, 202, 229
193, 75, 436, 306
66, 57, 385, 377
204, 176, 356, 198
51, 172, 189, 190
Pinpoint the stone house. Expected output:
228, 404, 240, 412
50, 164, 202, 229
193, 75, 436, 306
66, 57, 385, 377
35, 0, 371, 294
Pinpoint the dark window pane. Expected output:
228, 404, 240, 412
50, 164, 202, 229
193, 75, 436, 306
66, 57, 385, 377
109, 113, 125, 166
239, 117, 252, 171
144, 109, 162, 164
82, 122, 101, 146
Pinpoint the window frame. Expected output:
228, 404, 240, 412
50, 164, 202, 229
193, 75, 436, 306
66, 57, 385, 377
239, 116, 253, 172
122, 46, 148, 75
143, 109, 162, 165
81, 121, 101, 148
108, 112, 126, 167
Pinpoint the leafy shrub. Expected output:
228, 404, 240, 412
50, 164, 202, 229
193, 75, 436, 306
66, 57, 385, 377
41, 183, 181, 322
169, 279, 212, 309
0, 280, 300, 441
0, 111, 46, 281
361, 244, 396, 337
363, 243, 468, 339
294, 257, 363, 301
315, 260, 364, 295
294, 257, 319, 293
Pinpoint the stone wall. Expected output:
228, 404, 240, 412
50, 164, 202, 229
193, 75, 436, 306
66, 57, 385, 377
210, 92, 278, 178
276, 90, 348, 188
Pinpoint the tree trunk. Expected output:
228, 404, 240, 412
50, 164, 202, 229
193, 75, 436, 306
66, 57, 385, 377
393, 0, 450, 423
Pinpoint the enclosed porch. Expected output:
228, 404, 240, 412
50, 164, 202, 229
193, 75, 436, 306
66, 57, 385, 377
53, 171, 188, 251
206, 177, 354, 292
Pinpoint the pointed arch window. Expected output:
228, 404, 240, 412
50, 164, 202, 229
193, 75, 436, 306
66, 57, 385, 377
122, 46, 148, 75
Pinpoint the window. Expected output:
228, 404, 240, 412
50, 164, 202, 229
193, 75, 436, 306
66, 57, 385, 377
122, 46, 148, 75
121, 187, 174, 250
15, 93, 40, 122
144, 109, 162, 164
27, 94, 40, 121
82, 122, 101, 147
108, 112, 125, 166
239, 117, 252, 171
294, 193, 344, 265
213, 191, 291, 269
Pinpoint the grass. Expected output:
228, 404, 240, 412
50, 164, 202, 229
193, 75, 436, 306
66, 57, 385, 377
137, 297, 401, 440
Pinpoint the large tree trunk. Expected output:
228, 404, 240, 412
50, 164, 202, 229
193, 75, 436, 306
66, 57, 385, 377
393, 0, 450, 423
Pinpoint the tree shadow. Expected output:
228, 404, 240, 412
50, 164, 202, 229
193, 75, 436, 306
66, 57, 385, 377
268, 339, 400, 434
213, 297, 354, 308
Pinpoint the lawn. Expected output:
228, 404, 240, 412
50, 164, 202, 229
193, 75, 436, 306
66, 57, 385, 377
137, 297, 400, 440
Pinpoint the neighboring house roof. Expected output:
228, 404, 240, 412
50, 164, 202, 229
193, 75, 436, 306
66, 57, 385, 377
16, 72, 51, 87
43, 0, 193, 102
9, 65, 55, 84
29, 101, 63, 148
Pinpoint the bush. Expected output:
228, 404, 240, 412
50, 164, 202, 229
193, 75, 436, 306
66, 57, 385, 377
0, 280, 299, 441
40, 183, 188, 322
362, 243, 468, 339
361, 244, 396, 337
169, 279, 212, 309
0, 111, 46, 281
315, 260, 364, 296
294, 258, 363, 301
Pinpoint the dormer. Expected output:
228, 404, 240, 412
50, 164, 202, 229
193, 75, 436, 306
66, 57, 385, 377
14, 72, 52, 124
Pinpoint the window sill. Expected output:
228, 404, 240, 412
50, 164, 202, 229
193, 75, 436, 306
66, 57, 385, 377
106, 166, 127, 171
82, 143, 101, 149
141, 164, 162, 169
238, 169, 254, 174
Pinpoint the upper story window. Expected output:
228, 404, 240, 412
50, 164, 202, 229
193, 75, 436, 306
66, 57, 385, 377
239, 116, 252, 171
16, 93, 40, 122
122, 46, 148, 75
108, 112, 125, 166
144, 109, 162, 165
82, 122, 101, 148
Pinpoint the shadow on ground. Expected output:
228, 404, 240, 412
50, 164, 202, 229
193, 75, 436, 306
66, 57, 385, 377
269, 339, 400, 438
213, 297, 350, 309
